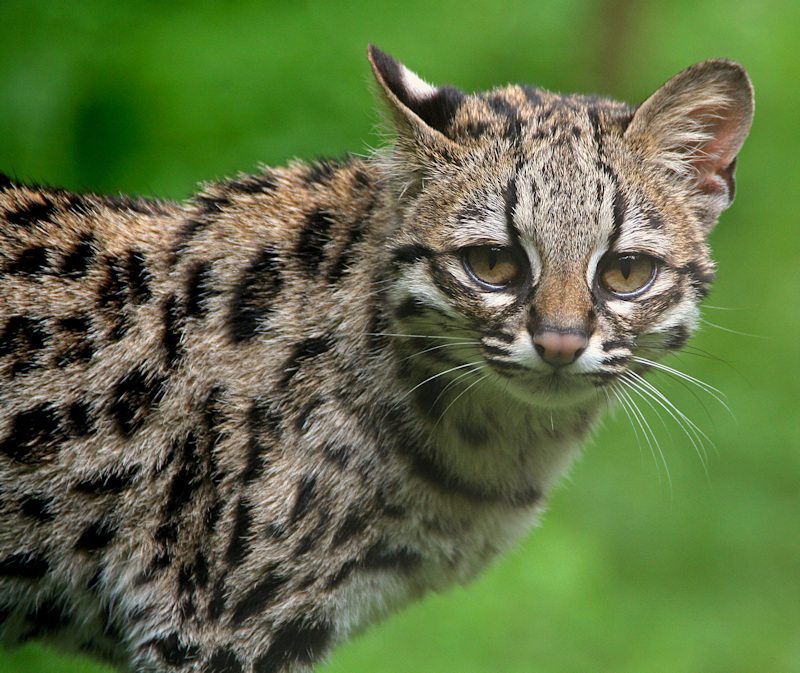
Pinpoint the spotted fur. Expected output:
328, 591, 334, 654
0, 46, 752, 672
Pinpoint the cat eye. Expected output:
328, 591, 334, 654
599, 253, 658, 297
462, 246, 522, 289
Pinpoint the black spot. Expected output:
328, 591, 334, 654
8, 245, 49, 274
66, 400, 95, 436
332, 511, 367, 548
150, 632, 200, 667
109, 367, 165, 436
185, 260, 216, 317
229, 246, 282, 342
664, 325, 690, 350
23, 601, 69, 639
253, 617, 332, 673
327, 220, 365, 284
0, 552, 49, 579
280, 335, 333, 385
394, 297, 428, 321
0, 403, 63, 464
56, 315, 93, 366
19, 494, 55, 522
226, 170, 277, 194
231, 567, 287, 625
59, 234, 95, 277
205, 648, 244, 673
126, 250, 151, 304
172, 218, 208, 261
0, 314, 48, 376
290, 475, 316, 523
75, 465, 139, 495
0, 172, 13, 190
225, 499, 253, 566
293, 518, 327, 558
76, 518, 117, 551
296, 209, 334, 275
376, 489, 407, 518
6, 197, 56, 227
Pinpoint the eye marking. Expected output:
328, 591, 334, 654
598, 253, 658, 298
461, 246, 523, 290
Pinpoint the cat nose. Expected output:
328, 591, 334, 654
532, 329, 589, 367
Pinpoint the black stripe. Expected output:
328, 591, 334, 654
331, 511, 367, 547
225, 499, 253, 566
297, 210, 335, 275
109, 367, 165, 437
229, 246, 282, 342
391, 244, 434, 267
185, 261, 215, 317
230, 567, 287, 625
280, 335, 333, 386
75, 466, 139, 495
126, 250, 151, 304
504, 176, 519, 237
608, 189, 627, 248
162, 294, 184, 368
226, 171, 277, 194
402, 440, 540, 506
362, 541, 422, 573
290, 475, 316, 523
253, 617, 331, 671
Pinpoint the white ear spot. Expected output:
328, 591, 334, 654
400, 64, 438, 101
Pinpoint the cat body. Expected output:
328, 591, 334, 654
0, 47, 753, 672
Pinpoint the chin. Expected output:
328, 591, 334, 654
499, 371, 602, 410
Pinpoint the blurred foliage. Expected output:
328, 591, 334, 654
0, 1, 798, 672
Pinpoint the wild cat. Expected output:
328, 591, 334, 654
0, 46, 753, 672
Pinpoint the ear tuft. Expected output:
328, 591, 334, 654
367, 44, 464, 140
625, 59, 754, 229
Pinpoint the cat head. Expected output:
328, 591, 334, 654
369, 46, 753, 409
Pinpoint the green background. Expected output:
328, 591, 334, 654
0, 1, 797, 672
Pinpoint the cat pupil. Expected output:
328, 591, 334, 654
620, 257, 632, 279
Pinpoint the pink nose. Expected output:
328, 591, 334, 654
533, 330, 588, 367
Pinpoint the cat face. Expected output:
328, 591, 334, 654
370, 46, 753, 409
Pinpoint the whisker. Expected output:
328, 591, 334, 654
400, 341, 480, 363
366, 332, 473, 342
399, 361, 485, 402
631, 355, 733, 418
433, 370, 489, 432
700, 317, 765, 339
624, 371, 714, 468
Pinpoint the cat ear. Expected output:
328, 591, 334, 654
368, 44, 463, 148
625, 60, 754, 230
